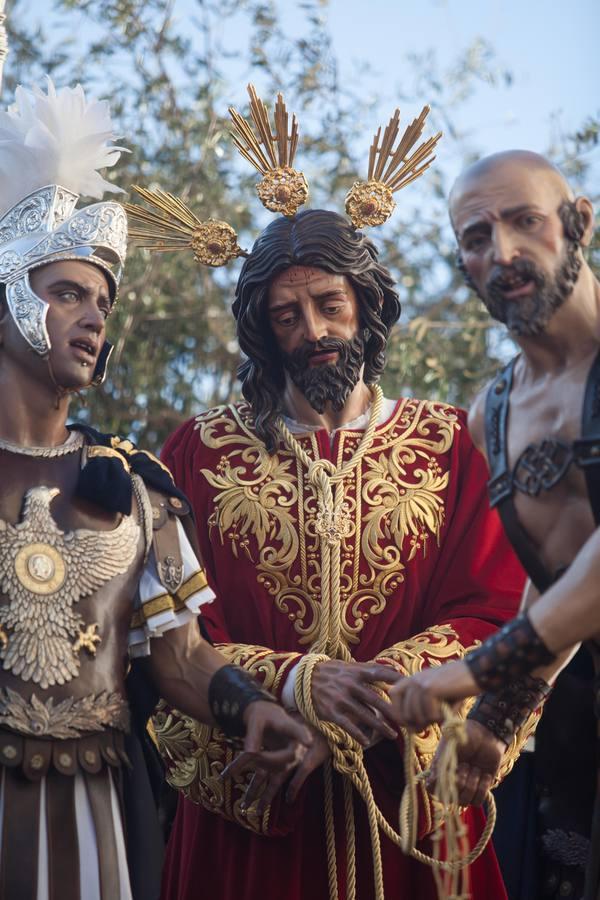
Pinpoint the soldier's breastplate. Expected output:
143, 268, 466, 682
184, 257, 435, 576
0, 450, 144, 738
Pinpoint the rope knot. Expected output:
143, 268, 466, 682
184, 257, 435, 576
307, 458, 336, 486
440, 708, 467, 746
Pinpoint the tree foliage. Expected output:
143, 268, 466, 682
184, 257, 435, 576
4, 0, 598, 449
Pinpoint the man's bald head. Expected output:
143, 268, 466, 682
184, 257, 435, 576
448, 150, 593, 339
449, 150, 574, 228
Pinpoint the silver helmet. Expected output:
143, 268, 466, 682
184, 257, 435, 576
0, 78, 127, 383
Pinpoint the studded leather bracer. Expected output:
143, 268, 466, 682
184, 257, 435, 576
466, 612, 556, 692
208, 664, 276, 738
468, 674, 552, 745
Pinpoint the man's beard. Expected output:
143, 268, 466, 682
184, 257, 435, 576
478, 241, 581, 337
281, 333, 366, 414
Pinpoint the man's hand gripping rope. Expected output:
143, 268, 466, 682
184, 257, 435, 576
295, 655, 497, 900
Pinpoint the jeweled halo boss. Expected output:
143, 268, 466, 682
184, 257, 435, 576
0, 79, 309, 900
127, 87, 540, 900
389, 150, 600, 900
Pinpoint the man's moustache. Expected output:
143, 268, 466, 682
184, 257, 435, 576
287, 338, 347, 366
487, 259, 545, 294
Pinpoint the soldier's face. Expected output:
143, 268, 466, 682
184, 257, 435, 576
30, 259, 111, 389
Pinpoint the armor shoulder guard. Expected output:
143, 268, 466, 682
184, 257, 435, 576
71, 424, 191, 516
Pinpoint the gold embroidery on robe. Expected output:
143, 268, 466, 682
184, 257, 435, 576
195, 398, 459, 649
156, 404, 538, 835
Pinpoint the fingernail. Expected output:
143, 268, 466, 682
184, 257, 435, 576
240, 801, 247, 811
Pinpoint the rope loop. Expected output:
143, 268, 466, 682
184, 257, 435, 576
307, 458, 337, 484
295, 657, 496, 900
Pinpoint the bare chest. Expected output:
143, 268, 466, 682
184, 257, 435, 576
504, 368, 597, 573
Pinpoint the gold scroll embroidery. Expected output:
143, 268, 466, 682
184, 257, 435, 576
196, 398, 459, 648
378, 623, 540, 834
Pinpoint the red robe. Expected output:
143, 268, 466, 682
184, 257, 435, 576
157, 397, 528, 900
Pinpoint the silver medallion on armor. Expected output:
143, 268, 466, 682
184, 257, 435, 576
0, 485, 139, 689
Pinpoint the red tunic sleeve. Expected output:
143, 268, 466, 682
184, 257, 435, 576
159, 418, 307, 836
372, 413, 533, 838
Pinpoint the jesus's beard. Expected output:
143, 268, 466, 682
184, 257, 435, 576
281, 333, 366, 414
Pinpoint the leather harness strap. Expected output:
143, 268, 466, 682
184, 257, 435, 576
484, 350, 600, 591
47, 767, 80, 900
575, 350, 600, 527
485, 358, 553, 592
0, 768, 40, 900
85, 767, 121, 900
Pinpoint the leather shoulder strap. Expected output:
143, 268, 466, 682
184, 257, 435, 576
484, 357, 553, 592
485, 358, 516, 506
575, 349, 600, 526
144, 486, 190, 595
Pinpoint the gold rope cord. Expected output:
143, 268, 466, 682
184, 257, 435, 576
278, 386, 495, 900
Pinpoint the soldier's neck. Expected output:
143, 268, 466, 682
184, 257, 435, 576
0, 365, 71, 448
282, 377, 373, 434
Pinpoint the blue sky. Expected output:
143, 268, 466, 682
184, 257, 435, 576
25, 0, 599, 189
22, 0, 600, 203
272, 0, 600, 185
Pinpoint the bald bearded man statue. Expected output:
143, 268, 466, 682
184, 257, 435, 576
389, 151, 600, 900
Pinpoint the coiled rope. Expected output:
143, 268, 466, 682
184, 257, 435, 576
279, 386, 495, 900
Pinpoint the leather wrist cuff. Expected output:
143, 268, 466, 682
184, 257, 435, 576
466, 612, 556, 692
208, 664, 276, 737
468, 675, 552, 745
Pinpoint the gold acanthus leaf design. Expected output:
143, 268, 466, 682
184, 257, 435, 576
378, 624, 472, 760
0, 688, 130, 739
201, 453, 299, 566
377, 624, 540, 787
362, 451, 448, 563
152, 641, 294, 833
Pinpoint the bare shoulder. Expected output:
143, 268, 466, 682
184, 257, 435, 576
467, 385, 490, 457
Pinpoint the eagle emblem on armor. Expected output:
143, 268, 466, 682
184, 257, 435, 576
0, 486, 139, 689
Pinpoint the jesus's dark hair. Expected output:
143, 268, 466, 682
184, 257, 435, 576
232, 209, 401, 452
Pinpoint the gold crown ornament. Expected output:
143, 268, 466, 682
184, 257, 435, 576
125, 85, 442, 268
344, 106, 442, 228
229, 84, 308, 218
125, 187, 245, 268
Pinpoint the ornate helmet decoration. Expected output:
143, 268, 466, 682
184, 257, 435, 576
0, 78, 127, 384
126, 84, 442, 265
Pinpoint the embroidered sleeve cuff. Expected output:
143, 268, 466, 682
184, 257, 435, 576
128, 519, 214, 657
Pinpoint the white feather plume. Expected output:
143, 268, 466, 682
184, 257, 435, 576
0, 77, 127, 217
